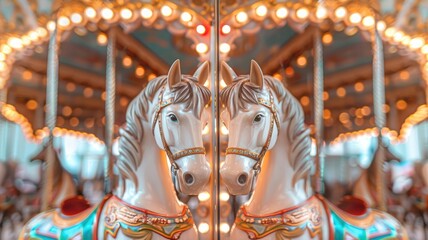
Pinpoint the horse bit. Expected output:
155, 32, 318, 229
152, 86, 206, 188
225, 90, 280, 175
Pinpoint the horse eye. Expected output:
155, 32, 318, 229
253, 114, 264, 123
168, 114, 178, 122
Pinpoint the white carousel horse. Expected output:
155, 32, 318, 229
29, 145, 77, 208
353, 143, 402, 208
219, 60, 407, 240
19, 60, 211, 240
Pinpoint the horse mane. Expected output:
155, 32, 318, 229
117, 75, 210, 190
220, 76, 312, 186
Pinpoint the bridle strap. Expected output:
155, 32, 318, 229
152, 87, 206, 170
225, 91, 279, 171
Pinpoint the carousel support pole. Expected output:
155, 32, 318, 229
104, 29, 116, 194
314, 28, 325, 194
41, 27, 59, 211
372, 19, 387, 211
210, 0, 220, 238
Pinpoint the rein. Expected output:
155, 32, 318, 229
225, 90, 280, 173
151, 86, 206, 187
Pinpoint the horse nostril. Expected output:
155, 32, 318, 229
184, 173, 195, 185
237, 173, 248, 185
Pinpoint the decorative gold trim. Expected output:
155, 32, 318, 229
173, 147, 205, 160
225, 147, 259, 160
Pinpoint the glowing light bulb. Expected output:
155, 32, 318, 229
315, 6, 328, 19
196, 43, 208, 54
255, 5, 268, 17
220, 43, 231, 54
362, 16, 374, 28
71, 13, 83, 24
141, 7, 153, 19
0, 53, 5, 61
36, 27, 48, 38
161, 5, 173, 17
385, 27, 396, 38
198, 191, 210, 201
220, 191, 230, 201
377, 21, 386, 31
135, 66, 145, 77
120, 8, 133, 20
275, 7, 288, 19
101, 7, 114, 20
296, 55, 307, 67
58, 16, 70, 27
47, 21, 56, 31
1, 44, 11, 54
235, 11, 248, 23
393, 31, 404, 42
196, 24, 206, 34
322, 33, 333, 45
8, 37, 22, 49
122, 56, 133, 68
220, 223, 230, 233
421, 45, 428, 54
221, 25, 231, 34
410, 37, 424, 49
349, 13, 362, 24
85, 7, 97, 19
198, 223, 209, 233
334, 6, 347, 19
296, 7, 309, 20
97, 33, 108, 46
180, 11, 192, 22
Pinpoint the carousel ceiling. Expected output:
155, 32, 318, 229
0, 0, 427, 144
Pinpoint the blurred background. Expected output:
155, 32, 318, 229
0, 0, 427, 239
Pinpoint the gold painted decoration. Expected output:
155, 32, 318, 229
104, 196, 194, 240
235, 196, 322, 239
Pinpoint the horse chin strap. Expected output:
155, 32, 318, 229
152, 87, 206, 191
225, 91, 280, 188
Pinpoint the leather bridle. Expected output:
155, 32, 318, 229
225, 90, 280, 174
152, 87, 206, 188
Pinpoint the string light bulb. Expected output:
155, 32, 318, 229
198, 223, 209, 234
196, 43, 208, 54
70, 13, 83, 24
180, 11, 192, 22
295, 7, 309, 20
85, 7, 97, 19
161, 5, 173, 17
101, 7, 114, 20
221, 25, 231, 34
275, 7, 288, 19
120, 8, 133, 20
255, 5, 268, 17
235, 11, 248, 23
315, 5, 328, 19
220, 43, 231, 54
349, 12, 362, 24
334, 6, 347, 19
362, 16, 374, 28
140, 7, 153, 19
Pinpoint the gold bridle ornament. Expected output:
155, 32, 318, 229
151, 86, 206, 191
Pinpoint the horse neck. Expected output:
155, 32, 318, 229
119, 121, 182, 214
246, 126, 312, 214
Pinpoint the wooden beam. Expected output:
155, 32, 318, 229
16, 58, 140, 98
291, 56, 417, 97
262, 26, 317, 74
114, 27, 169, 74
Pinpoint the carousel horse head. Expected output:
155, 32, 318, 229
220, 60, 311, 195
117, 60, 211, 195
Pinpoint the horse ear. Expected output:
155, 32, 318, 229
249, 59, 264, 89
193, 61, 210, 84
221, 61, 236, 85
168, 59, 182, 88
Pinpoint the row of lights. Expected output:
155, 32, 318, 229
1, 103, 103, 144
331, 104, 427, 145
226, 2, 428, 88
196, 190, 231, 234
